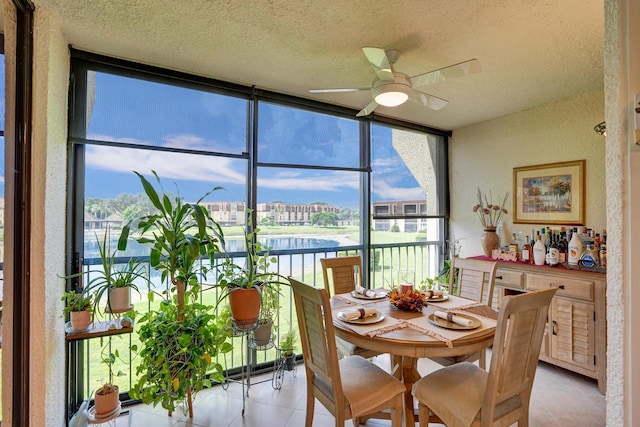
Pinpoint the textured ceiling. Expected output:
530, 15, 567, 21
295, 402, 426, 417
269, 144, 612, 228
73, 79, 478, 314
36, 0, 604, 131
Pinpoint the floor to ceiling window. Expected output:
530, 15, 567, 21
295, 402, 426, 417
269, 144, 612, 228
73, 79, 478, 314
66, 50, 450, 406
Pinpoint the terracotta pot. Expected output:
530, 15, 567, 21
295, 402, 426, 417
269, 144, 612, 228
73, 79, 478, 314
228, 287, 261, 327
107, 287, 131, 313
481, 227, 500, 257
70, 310, 92, 331
94, 384, 119, 416
252, 320, 273, 346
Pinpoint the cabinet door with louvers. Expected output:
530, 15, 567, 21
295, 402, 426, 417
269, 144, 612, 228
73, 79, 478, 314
550, 297, 595, 371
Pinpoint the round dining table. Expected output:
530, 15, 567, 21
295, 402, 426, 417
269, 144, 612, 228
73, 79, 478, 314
331, 293, 497, 427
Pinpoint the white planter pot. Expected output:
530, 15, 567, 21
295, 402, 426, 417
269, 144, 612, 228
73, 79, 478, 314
107, 287, 131, 313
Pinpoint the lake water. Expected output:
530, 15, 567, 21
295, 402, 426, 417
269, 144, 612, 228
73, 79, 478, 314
83, 236, 343, 259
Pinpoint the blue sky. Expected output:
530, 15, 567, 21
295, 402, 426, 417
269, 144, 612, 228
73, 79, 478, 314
0, 67, 426, 207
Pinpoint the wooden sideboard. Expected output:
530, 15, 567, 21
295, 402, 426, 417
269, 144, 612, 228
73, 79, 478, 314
488, 260, 606, 394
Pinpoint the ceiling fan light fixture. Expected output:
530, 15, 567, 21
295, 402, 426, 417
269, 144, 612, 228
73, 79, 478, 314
374, 88, 409, 106
372, 74, 411, 107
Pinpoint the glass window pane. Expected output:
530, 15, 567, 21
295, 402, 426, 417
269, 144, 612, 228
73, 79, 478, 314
258, 102, 360, 168
371, 124, 445, 217
83, 145, 247, 258
255, 166, 362, 250
77, 72, 248, 155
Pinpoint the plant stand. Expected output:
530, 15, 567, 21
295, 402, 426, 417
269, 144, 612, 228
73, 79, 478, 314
222, 320, 288, 416
65, 320, 134, 426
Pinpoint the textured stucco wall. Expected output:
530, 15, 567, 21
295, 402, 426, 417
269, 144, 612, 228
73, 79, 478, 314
604, 0, 640, 425
31, 7, 70, 426
450, 90, 606, 258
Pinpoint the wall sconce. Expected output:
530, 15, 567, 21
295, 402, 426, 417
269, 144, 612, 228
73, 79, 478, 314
594, 121, 606, 136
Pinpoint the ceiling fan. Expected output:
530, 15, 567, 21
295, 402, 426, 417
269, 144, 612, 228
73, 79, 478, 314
310, 47, 480, 117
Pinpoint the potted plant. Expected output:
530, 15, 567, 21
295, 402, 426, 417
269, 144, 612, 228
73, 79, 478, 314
279, 329, 297, 371
130, 297, 232, 415
122, 170, 228, 417
120, 171, 224, 315
217, 210, 288, 328
93, 344, 125, 417
252, 281, 280, 346
84, 229, 146, 314
62, 290, 94, 331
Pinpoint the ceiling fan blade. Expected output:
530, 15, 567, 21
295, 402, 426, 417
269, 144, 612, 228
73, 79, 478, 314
309, 88, 368, 93
409, 90, 449, 111
356, 99, 379, 117
362, 47, 394, 81
410, 58, 481, 88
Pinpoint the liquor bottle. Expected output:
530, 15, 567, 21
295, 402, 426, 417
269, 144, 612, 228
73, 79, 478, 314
547, 233, 559, 266
599, 243, 607, 267
580, 241, 598, 267
533, 234, 546, 266
568, 227, 583, 265
557, 230, 568, 264
509, 233, 519, 258
521, 236, 532, 264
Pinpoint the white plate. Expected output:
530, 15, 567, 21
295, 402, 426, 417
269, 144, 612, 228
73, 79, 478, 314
350, 290, 387, 300
425, 295, 449, 302
427, 312, 481, 330
87, 401, 121, 422
337, 310, 385, 324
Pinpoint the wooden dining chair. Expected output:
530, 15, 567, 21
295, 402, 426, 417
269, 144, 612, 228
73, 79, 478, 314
320, 255, 364, 296
289, 276, 405, 427
413, 287, 557, 427
450, 256, 498, 306
320, 255, 383, 360
430, 257, 498, 369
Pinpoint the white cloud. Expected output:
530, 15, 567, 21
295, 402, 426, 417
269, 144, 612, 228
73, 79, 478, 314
258, 171, 359, 192
86, 144, 245, 185
373, 179, 424, 200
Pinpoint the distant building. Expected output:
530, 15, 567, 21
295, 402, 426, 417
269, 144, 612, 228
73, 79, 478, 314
200, 201, 342, 226
201, 201, 246, 225
257, 202, 341, 226
371, 200, 428, 232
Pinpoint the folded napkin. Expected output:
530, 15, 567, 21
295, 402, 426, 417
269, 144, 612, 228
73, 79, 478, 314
338, 307, 377, 320
355, 285, 377, 298
424, 289, 444, 298
434, 310, 473, 327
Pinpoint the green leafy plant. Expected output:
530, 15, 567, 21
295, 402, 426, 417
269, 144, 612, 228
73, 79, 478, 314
80, 229, 146, 314
61, 290, 94, 316
122, 170, 230, 415
120, 170, 224, 300
216, 210, 288, 304
279, 329, 297, 357
129, 295, 233, 413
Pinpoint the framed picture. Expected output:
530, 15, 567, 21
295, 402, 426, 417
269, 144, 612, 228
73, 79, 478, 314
513, 160, 585, 225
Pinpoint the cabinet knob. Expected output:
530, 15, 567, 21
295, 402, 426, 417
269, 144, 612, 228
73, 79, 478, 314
495, 275, 503, 280
549, 283, 565, 289
552, 320, 558, 335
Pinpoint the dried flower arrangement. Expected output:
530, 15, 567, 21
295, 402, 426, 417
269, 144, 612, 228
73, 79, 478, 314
472, 187, 509, 228
388, 288, 429, 312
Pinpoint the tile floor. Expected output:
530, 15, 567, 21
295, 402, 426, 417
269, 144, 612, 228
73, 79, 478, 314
113, 354, 605, 427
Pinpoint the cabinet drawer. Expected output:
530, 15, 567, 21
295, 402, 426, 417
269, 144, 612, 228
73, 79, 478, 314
526, 273, 594, 301
495, 269, 524, 289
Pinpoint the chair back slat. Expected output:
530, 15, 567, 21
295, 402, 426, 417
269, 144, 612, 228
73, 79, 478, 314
450, 257, 498, 305
482, 287, 556, 423
321, 256, 363, 296
290, 276, 344, 397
